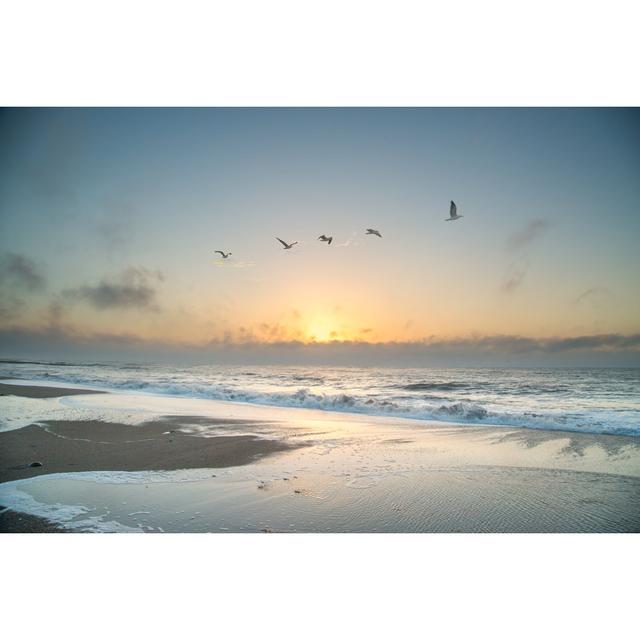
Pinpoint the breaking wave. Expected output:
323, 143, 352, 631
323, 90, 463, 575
1, 361, 639, 435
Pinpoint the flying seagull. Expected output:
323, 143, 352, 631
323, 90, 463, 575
445, 201, 462, 221
366, 229, 382, 237
318, 235, 333, 245
214, 250, 232, 259
276, 237, 298, 250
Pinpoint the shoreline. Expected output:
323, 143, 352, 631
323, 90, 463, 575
2, 377, 638, 439
0, 381, 306, 485
1, 380, 639, 533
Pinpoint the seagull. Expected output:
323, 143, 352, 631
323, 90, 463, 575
318, 235, 333, 245
276, 237, 298, 250
214, 250, 232, 259
366, 229, 382, 238
445, 200, 462, 221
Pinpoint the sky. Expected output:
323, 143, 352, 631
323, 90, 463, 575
1, 107, 639, 365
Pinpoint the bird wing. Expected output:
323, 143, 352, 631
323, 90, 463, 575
450, 201, 457, 217
276, 238, 288, 248
328, 237, 332, 244
214, 250, 224, 256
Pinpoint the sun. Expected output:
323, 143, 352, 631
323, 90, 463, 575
306, 317, 340, 343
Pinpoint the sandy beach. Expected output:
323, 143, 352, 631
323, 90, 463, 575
1, 380, 639, 533
0, 415, 305, 484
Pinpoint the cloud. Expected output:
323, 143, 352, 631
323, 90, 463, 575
2, 328, 639, 366
501, 219, 549, 294
417, 333, 640, 354
335, 232, 360, 248
0, 252, 47, 320
506, 219, 549, 251
574, 287, 614, 305
0, 294, 24, 321
63, 267, 163, 311
0, 252, 47, 292
501, 260, 529, 293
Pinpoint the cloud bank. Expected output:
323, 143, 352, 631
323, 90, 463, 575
63, 267, 163, 311
1, 327, 639, 367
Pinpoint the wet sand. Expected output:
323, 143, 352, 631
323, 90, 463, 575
0, 381, 305, 483
0, 508, 69, 533
0, 382, 107, 399
0, 419, 305, 483
1, 380, 639, 533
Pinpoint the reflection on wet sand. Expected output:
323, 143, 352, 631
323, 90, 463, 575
1, 382, 639, 533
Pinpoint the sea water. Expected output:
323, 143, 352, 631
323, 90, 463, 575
1, 360, 639, 435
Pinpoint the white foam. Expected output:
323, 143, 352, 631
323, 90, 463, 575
27, 468, 227, 485
0, 394, 163, 432
0, 483, 139, 533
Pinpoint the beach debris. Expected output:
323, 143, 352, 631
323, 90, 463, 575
294, 489, 302, 494
261, 527, 273, 533
257, 482, 267, 490
29, 461, 43, 468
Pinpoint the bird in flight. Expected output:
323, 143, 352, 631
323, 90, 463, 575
214, 250, 232, 259
366, 228, 382, 238
276, 237, 298, 250
445, 201, 463, 221
318, 235, 333, 245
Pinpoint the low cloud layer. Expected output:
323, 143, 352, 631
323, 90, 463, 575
63, 267, 163, 311
1, 327, 639, 367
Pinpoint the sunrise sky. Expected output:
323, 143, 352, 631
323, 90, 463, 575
1, 108, 639, 364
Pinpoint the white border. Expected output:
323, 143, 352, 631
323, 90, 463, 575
1, 1, 638, 637
2, 534, 638, 639
1, 1, 639, 106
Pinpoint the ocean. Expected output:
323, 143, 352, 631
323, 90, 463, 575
1, 360, 638, 436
